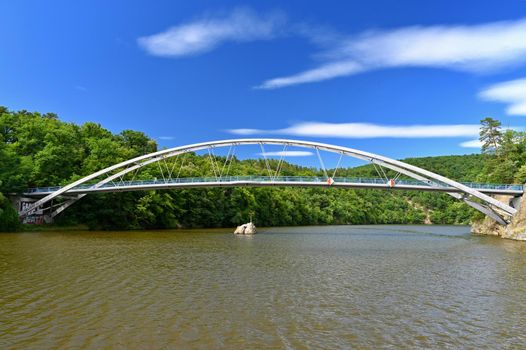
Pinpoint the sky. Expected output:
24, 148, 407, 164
2, 0, 526, 165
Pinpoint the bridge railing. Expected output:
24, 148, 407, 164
24, 176, 525, 194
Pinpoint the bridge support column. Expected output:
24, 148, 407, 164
510, 196, 522, 210
463, 198, 508, 226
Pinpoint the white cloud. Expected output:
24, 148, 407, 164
257, 151, 313, 157
258, 18, 526, 89
479, 77, 526, 116
138, 9, 526, 89
460, 139, 483, 148
255, 61, 363, 89
138, 8, 285, 57
227, 128, 263, 135
229, 122, 480, 138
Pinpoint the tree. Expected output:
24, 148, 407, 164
118, 130, 157, 156
0, 192, 20, 232
479, 117, 502, 154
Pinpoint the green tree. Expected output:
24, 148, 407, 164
118, 130, 157, 156
0, 192, 20, 232
479, 117, 502, 154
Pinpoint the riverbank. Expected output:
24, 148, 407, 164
14, 219, 526, 242
472, 218, 526, 241
471, 194, 526, 241
19, 223, 90, 232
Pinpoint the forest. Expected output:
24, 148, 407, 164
0, 107, 521, 231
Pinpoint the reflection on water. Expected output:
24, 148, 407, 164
1, 225, 525, 349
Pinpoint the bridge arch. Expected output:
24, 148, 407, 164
19, 138, 517, 225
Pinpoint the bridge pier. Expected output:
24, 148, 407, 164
510, 195, 522, 210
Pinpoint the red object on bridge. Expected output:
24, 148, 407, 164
387, 179, 396, 188
327, 177, 334, 185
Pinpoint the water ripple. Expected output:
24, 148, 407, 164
1, 226, 525, 349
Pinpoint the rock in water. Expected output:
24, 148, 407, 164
234, 222, 257, 235
244, 222, 256, 234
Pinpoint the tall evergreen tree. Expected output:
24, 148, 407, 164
479, 117, 502, 154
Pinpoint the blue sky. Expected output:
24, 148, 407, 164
2, 0, 526, 163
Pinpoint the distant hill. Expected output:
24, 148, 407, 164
401, 154, 487, 182
337, 153, 486, 182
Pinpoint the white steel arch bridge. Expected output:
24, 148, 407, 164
19, 138, 523, 225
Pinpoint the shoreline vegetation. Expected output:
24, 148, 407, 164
13, 223, 472, 234
19, 223, 90, 232
1, 107, 524, 237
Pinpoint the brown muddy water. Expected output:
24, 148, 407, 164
1, 225, 525, 349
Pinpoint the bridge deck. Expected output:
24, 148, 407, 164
23, 176, 524, 196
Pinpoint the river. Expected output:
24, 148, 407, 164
1, 225, 525, 349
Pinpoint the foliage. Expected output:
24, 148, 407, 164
343, 154, 487, 182
477, 127, 526, 184
0, 192, 20, 232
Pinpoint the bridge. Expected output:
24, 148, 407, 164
18, 138, 523, 225
24, 176, 523, 196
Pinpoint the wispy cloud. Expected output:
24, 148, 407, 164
254, 62, 363, 89
257, 151, 313, 157
478, 77, 526, 116
228, 128, 263, 136
228, 122, 480, 138
138, 9, 526, 89
158, 136, 176, 140
257, 18, 526, 89
459, 139, 483, 148
138, 8, 286, 57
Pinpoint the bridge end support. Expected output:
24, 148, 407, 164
510, 195, 522, 211
463, 198, 509, 226
472, 193, 526, 241
13, 196, 54, 225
